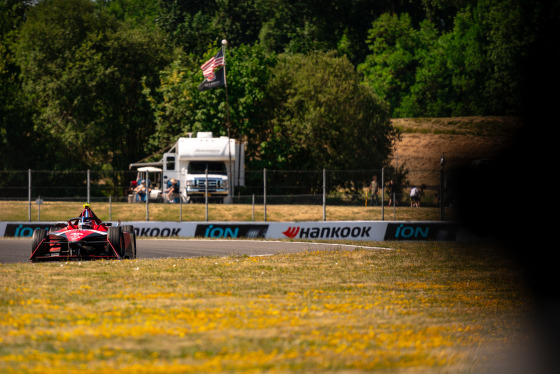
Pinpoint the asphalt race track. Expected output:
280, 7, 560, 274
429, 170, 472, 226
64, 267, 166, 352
0, 238, 388, 263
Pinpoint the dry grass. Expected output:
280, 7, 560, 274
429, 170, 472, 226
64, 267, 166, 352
0, 201, 455, 223
0, 242, 534, 373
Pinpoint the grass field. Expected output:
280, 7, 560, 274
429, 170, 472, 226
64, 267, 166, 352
0, 201, 456, 222
0, 241, 535, 373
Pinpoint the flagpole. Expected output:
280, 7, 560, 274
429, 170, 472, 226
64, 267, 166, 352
222, 39, 234, 201
222, 39, 230, 129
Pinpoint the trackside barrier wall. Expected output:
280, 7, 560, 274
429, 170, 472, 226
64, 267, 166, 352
1, 221, 478, 241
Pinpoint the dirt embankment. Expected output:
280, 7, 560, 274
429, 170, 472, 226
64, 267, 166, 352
388, 116, 523, 186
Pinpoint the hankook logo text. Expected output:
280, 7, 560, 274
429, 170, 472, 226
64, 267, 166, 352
283, 225, 372, 239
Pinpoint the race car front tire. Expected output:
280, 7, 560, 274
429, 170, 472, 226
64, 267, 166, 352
32, 228, 48, 257
108, 226, 124, 258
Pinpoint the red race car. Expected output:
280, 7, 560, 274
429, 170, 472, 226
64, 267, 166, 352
30, 204, 136, 262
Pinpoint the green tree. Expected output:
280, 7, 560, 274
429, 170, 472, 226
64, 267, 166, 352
358, 13, 436, 117
96, 0, 161, 27
360, 0, 554, 117
399, 8, 489, 117
156, 0, 218, 55
258, 0, 425, 65
260, 51, 395, 187
479, 0, 535, 115
419, 0, 475, 31
15, 0, 170, 170
214, 0, 265, 47
0, 0, 36, 170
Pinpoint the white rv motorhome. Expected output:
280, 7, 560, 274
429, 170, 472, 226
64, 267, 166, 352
130, 132, 245, 203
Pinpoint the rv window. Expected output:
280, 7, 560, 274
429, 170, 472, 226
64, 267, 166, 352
188, 161, 227, 175
166, 156, 175, 171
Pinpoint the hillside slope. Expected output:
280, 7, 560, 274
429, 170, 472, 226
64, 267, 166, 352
389, 116, 522, 186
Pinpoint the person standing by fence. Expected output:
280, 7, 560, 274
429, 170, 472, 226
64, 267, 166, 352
370, 175, 379, 206
165, 178, 180, 203
387, 179, 396, 206
410, 186, 419, 207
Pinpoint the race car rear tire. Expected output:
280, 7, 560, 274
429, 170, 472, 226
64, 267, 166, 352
32, 228, 48, 256
122, 225, 136, 259
108, 226, 123, 257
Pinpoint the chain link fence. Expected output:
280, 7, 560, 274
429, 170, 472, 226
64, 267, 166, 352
0, 168, 451, 221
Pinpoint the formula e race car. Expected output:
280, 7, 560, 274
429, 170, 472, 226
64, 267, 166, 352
30, 204, 136, 262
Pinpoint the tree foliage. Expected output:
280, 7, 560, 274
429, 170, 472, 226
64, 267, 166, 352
260, 52, 394, 174
0, 0, 557, 181
358, 13, 429, 115
14, 0, 171, 170
398, 9, 490, 117
0, 0, 34, 170
358, 1, 558, 117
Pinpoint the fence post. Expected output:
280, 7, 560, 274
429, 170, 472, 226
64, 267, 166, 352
381, 167, 385, 221
28, 169, 31, 222
109, 195, 112, 221
87, 169, 90, 204
145, 195, 149, 221
323, 169, 326, 222
263, 168, 267, 222
145, 172, 149, 221
205, 167, 208, 222
252, 194, 255, 222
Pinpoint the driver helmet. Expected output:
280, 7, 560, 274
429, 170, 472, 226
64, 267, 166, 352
78, 219, 92, 230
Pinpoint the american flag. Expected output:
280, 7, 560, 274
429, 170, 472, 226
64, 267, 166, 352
201, 49, 224, 81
